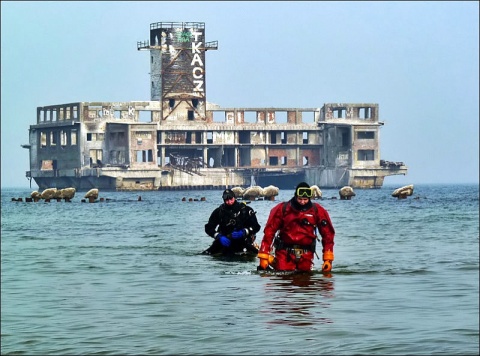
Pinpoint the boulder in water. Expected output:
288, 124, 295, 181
243, 186, 263, 200
339, 186, 355, 200
392, 184, 414, 199
61, 187, 76, 200
40, 188, 57, 200
262, 185, 279, 198
85, 188, 99, 199
310, 185, 322, 199
231, 186, 245, 197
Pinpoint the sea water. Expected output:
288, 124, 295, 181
1, 184, 478, 355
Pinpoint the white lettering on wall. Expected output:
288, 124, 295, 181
192, 67, 204, 79
190, 53, 204, 67
191, 31, 204, 92
191, 31, 202, 42
193, 81, 204, 92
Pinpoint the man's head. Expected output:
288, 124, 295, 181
294, 182, 312, 205
222, 189, 236, 206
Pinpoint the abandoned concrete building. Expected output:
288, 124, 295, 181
23, 21, 407, 191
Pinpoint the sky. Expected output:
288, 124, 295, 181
1, 1, 478, 189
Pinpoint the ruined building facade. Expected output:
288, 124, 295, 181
23, 22, 407, 191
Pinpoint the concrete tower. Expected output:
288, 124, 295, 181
137, 22, 218, 122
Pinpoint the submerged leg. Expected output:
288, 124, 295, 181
201, 239, 224, 255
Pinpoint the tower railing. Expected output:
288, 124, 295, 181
149, 22, 205, 30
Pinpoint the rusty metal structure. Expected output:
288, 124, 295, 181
23, 22, 407, 191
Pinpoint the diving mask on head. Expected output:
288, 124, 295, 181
296, 187, 313, 198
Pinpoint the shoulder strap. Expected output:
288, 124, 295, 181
282, 201, 289, 216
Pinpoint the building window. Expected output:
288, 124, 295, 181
195, 132, 202, 144
357, 131, 375, 139
269, 156, 278, 165
41, 160, 54, 170
303, 132, 308, 144
110, 150, 125, 165
40, 132, 47, 148
357, 150, 375, 161
60, 130, 67, 146
90, 149, 103, 166
71, 130, 77, 145
136, 149, 153, 163
333, 108, 347, 118
359, 107, 371, 119
50, 132, 57, 146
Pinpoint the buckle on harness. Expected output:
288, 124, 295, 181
287, 245, 307, 261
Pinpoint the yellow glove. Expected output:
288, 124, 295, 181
322, 250, 334, 272
257, 252, 275, 270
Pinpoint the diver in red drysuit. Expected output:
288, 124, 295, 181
257, 182, 335, 272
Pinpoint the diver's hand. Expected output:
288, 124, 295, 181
231, 229, 246, 239
216, 235, 231, 247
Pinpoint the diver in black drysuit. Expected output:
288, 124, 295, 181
203, 189, 261, 255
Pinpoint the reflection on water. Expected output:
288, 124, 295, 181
260, 272, 335, 327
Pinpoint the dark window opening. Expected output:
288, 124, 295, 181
195, 132, 202, 144
192, 99, 199, 108
271, 132, 277, 144
269, 156, 279, 165
188, 110, 194, 120
357, 131, 375, 139
239, 131, 250, 144
333, 108, 346, 119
